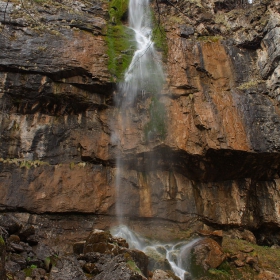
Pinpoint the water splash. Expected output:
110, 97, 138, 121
112, 225, 199, 280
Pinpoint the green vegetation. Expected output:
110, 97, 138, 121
24, 265, 37, 277
151, 12, 168, 59
223, 237, 280, 274
106, 0, 135, 81
106, 25, 135, 81
6, 273, 13, 280
0, 236, 5, 246
33, 0, 46, 3
205, 237, 280, 279
144, 96, 167, 142
207, 262, 233, 280
109, 0, 129, 25
237, 80, 264, 90
123, 252, 144, 276
69, 162, 86, 169
0, 158, 49, 169
126, 260, 142, 274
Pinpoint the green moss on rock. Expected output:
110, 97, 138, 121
106, 25, 135, 81
106, 0, 135, 81
0, 236, 4, 246
151, 12, 168, 59
109, 0, 129, 25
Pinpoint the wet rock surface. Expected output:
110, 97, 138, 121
0, 213, 280, 279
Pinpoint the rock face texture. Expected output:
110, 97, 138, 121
1, 0, 280, 244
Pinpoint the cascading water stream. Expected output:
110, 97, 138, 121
114, 0, 164, 222
113, 1, 195, 279
117, 0, 164, 107
112, 225, 199, 280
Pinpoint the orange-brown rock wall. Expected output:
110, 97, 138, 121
1, 0, 280, 242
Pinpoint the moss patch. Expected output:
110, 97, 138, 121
237, 80, 264, 90
0, 158, 49, 169
151, 12, 168, 59
106, 0, 135, 81
109, 0, 129, 25
223, 237, 280, 274
0, 236, 5, 246
106, 25, 135, 81
126, 260, 143, 276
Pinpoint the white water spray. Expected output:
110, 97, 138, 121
112, 225, 199, 280
117, 0, 164, 106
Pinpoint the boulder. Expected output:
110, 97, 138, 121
0, 214, 22, 234
196, 230, 223, 245
73, 241, 86, 255
145, 247, 172, 272
151, 269, 180, 280
180, 25, 195, 38
129, 249, 149, 277
82, 262, 100, 275
49, 256, 86, 280
10, 253, 26, 269
83, 229, 119, 255
189, 238, 225, 278
19, 225, 35, 241
5, 260, 21, 273
94, 254, 147, 280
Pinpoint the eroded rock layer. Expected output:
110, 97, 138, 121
1, 0, 280, 243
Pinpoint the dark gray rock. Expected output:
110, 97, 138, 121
10, 242, 24, 253
180, 25, 195, 38
49, 256, 86, 280
19, 225, 35, 241
5, 260, 21, 273
94, 254, 146, 280
10, 253, 26, 269
0, 214, 22, 234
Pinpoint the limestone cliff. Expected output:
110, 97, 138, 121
0, 0, 280, 245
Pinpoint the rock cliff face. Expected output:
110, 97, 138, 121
1, 0, 280, 244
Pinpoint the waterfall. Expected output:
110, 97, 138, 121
117, 0, 164, 107
112, 1, 194, 279
114, 0, 165, 222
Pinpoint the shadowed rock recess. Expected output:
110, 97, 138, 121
1, 0, 280, 277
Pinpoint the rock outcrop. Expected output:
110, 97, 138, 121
1, 0, 280, 247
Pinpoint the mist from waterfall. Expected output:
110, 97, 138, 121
114, 0, 164, 222
112, 1, 194, 279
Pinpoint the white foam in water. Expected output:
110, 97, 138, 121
112, 225, 200, 280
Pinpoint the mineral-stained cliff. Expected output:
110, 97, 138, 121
1, 0, 280, 246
